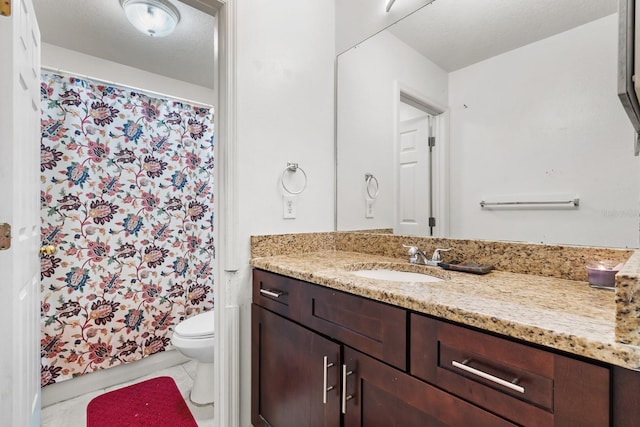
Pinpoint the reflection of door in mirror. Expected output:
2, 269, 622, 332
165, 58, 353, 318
397, 101, 438, 236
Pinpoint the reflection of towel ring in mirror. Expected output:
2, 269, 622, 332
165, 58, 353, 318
281, 162, 308, 195
365, 173, 379, 199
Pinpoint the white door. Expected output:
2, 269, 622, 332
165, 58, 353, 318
396, 114, 431, 236
0, 1, 42, 426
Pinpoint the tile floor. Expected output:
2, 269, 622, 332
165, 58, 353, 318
40, 361, 214, 427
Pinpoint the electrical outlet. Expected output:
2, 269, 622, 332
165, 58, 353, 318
283, 195, 296, 219
366, 199, 374, 218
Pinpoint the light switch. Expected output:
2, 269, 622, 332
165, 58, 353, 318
283, 195, 296, 219
366, 199, 374, 218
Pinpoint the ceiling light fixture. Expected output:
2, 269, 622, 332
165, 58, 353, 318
121, 0, 180, 38
385, 0, 397, 13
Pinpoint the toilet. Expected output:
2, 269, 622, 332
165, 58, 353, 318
171, 309, 215, 405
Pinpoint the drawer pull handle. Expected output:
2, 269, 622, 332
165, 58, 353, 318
322, 356, 335, 404
452, 359, 525, 394
259, 288, 287, 298
341, 364, 354, 414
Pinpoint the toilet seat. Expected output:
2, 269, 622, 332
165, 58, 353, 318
174, 310, 215, 339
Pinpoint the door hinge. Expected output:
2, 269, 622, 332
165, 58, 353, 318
0, 223, 11, 250
0, 1, 11, 17
428, 136, 436, 147
428, 217, 436, 227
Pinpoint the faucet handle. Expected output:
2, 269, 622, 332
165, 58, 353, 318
431, 248, 452, 262
402, 244, 419, 256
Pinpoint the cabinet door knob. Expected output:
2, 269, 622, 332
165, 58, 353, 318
341, 364, 354, 414
452, 359, 525, 394
39, 245, 56, 255
259, 288, 287, 298
322, 356, 335, 404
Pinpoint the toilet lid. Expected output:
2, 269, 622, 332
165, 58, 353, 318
174, 310, 215, 338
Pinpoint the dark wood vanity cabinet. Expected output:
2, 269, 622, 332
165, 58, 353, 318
252, 268, 640, 426
251, 304, 340, 427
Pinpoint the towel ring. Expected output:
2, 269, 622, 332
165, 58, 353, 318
365, 173, 379, 199
281, 162, 308, 195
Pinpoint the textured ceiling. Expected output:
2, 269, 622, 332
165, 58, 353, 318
387, 0, 618, 71
33, 0, 216, 89
34, 0, 618, 88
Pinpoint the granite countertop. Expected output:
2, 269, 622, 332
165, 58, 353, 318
251, 250, 640, 370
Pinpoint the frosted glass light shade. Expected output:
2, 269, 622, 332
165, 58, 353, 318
121, 0, 180, 37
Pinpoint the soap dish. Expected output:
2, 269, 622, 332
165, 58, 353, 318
439, 261, 493, 275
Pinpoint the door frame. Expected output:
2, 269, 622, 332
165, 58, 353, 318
213, 1, 240, 427
138, 1, 241, 425
393, 81, 450, 238
25, 0, 242, 425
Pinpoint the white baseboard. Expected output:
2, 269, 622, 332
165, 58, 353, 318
41, 349, 189, 407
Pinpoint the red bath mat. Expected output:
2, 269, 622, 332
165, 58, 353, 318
86, 376, 198, 427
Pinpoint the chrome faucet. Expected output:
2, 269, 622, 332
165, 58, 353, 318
403, 245, 429, 265
403, 245, 451, 267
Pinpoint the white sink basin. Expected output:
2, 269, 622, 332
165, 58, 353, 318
350, 269, 444, 283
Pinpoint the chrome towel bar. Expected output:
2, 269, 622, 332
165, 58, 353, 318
480, 198, 579, 208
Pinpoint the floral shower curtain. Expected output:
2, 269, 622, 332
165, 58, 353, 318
39, 72, 215, 386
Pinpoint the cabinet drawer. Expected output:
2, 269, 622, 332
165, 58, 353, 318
410, 314, 610, 426
301, 283, 407, 370
253, 269, 300, 320
438, 321, 554, 410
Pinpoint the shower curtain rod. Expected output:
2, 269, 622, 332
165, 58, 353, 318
40, 65, 214, 110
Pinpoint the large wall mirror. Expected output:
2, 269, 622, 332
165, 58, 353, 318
336, 0, 640, 248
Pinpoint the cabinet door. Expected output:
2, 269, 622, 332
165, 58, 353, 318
252, 305, 341, 427
343, 347, 517, 427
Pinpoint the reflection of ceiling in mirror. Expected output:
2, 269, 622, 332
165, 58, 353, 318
388, 0, 617, 71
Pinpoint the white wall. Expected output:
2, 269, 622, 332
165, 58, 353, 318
335, 0, 433, 55
42, 43, 215, 104
449, 14, 639, 248
337, 30, 448, 232
235, 0, 335, 424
